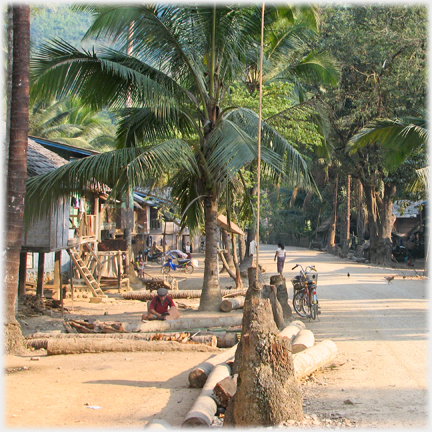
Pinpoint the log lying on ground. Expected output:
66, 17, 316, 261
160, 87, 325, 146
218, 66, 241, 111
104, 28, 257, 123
292, 339, 338, 380
196, 331, 238, 348
28, 329, 238, 348
220, 297, 245, 312
46, 338, 220, 355
213, 374, 238, 409
29, 332, 217, 349
125, 315, 243, 333
277, 321, 304, 342
188, 343, 238, 388
182, 363, 232, 427
145, 419, 171, 429
291, 329, 315, 354
123, 288, 247, 301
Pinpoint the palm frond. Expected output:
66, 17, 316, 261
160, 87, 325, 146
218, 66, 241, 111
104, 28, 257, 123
25, 141, 198, 225
348, 117, 427, 171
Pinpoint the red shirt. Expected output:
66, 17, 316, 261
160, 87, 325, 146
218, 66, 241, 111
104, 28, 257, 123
149, 295, 175, 314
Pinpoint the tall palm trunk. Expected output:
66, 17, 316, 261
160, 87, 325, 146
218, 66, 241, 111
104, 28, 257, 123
327, 173, 338, 251
199, 194, 222, 311
4, 4, 30, 353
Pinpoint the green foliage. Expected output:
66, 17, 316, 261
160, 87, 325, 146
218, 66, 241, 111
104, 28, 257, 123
30, 4, 104, 52
29, 96, 117, 151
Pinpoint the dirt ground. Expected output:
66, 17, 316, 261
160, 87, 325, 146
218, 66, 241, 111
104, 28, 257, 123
3, 245, 428, 429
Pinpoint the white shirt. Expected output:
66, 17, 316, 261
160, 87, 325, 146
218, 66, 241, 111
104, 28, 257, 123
276, 247, 286, 258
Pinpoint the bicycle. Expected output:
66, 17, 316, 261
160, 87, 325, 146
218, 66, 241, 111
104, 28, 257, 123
291, 264, 319, 320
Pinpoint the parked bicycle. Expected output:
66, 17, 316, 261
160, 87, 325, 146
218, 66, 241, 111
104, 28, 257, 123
291, 264, 320, 320
161, 254, 196, 274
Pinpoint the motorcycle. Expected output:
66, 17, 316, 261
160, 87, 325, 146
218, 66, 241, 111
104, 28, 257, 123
144, 248, 163, 264
161, 254, 197, 274
291, 264, 320, 320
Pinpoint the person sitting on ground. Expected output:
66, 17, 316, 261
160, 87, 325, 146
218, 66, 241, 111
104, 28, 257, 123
141, 288, 179, 321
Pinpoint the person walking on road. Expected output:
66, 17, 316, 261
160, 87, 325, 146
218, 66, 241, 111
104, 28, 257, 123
274, 243, 287, 276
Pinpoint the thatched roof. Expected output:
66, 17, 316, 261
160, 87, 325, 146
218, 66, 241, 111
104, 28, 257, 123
27, 138, 68, 177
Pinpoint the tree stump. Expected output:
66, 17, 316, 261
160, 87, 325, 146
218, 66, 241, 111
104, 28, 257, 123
224, 295, 303, 426
260, 284, 285, 330
269, 275, 292, 319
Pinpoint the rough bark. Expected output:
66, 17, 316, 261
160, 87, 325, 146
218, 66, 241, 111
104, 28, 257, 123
231, 234, 243, 289
260, 285, 286, 330
46, 338, 220, 355
199, 195, 222, 311
4, 4, 30, 354
224, 296, 303, 426
269, 275, 292, 320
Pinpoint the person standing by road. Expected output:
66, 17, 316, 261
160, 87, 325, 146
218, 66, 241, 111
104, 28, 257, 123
274, 243, 287, 276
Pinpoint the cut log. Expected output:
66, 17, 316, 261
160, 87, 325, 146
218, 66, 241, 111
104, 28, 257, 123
260, 284, 285, 330
292, 339, 338, 380
145, 419, 171, 429
220, 297, 245, 312
182, 363, 232, 427
196, 331, 238, 348
277, 322, 304, 342
188, 343, 237, 388
123, 288, 247, 301
190, 335, 217, 347
46, 338, 220, 355
292, 329, 315, 354
27, 330, 237, 348
213, 374, 238, 408
125, 315, 243, 333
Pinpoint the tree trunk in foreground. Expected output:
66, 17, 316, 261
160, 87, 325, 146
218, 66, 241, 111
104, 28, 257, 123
199, 195, 222, 311
4, 4, 30, 354
224, 294, 303, 426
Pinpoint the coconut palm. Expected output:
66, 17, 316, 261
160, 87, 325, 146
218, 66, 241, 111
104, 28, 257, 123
28, 4, 338, 311
30, 96, 117, 151
348, 115, 428, 171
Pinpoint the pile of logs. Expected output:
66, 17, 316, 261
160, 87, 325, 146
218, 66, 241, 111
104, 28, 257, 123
181, 320, 338, 428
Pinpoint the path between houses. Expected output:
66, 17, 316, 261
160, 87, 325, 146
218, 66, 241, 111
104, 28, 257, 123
4, 245, 428, 429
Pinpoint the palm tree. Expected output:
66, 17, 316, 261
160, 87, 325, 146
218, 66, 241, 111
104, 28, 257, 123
28, 4, 338, 311
29, 96, 117, 151
5, 3, 30, 353
348, 114, 428, 265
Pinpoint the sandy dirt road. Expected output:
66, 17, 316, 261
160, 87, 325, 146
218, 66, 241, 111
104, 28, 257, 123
4, 244, 428, 429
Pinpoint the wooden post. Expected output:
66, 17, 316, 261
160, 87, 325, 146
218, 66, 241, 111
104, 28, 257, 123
18, 251, 27, 297
36, 252, 45, 297
54, 250, 61, 287
70, 255, 74, 311
117, 250, 122, 292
